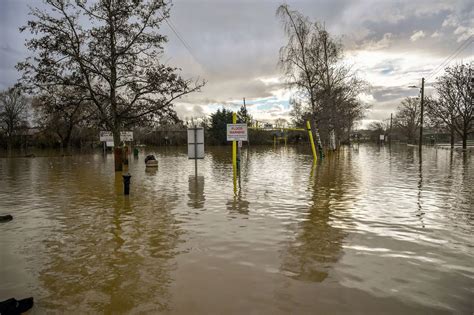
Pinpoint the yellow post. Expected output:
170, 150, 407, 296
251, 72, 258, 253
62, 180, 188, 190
307, 120, 317, 162
232, 112, 237, 181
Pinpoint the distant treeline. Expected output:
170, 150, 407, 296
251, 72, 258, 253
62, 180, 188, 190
0, 99, 310, 150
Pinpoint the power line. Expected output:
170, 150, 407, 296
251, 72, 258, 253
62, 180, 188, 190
425, 35, 473, 82
158, 12, 202, 66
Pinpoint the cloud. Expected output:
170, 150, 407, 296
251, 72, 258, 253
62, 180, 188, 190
1, 0, 474, 126
410, 30, 426, 41
453, 26, 474, 42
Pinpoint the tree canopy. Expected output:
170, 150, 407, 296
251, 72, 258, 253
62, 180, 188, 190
18, 0, 204, 170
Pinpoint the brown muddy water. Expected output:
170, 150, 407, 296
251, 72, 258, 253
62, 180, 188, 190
0, 145, 473, 314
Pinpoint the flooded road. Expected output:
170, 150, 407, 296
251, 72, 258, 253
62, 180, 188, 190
0, 145, 473, 313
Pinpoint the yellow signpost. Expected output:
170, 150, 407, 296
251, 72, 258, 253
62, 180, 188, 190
232, 113, 237, 188
306, 120, 318, 163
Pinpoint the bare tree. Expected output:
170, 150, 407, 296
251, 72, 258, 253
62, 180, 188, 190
32, 86, 95, 149
274, 118, 288, 128
276, 4, 322, 115
394, 97, 420, 144
427, 63, 473, 149
277, 4, 366, 148
19, 0, 205, 171
368, 119, 390, 142
0, 87, 30, 151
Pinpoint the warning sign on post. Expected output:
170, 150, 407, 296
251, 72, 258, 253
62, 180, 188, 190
99, 131, 133, 142
227, 124, 248, 141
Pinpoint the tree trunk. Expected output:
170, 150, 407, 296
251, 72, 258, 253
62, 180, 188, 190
462, 134, 467, 149
7, 139, 12, 156
113, 130, 122, 171
450, 126, 455, 148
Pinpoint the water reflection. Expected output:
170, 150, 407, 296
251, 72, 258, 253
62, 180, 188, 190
187, 175, 205, 209
226, 189, 250, 215
280, 154, 350, 282
416, 160, 425, 228
1, 145, 472, 313
33, 162, 181, 313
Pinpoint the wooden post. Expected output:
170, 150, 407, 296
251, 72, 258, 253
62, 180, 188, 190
389, 113, 393, 147
419, 77, 425, 157
244, 98, 250, 150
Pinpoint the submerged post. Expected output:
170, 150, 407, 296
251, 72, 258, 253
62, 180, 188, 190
306, 120, 318, 162
122, 173, 131, 195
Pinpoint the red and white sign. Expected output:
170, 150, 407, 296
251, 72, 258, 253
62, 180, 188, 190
227, 124, 248, 141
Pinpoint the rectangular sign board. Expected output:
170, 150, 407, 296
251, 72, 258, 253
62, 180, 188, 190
187, 127, 205, 159
120, 131, 133, 142
380, 134, 385, 141
100, 131, 113, 142
227, 123, 248, 141
99, 131, 133, 142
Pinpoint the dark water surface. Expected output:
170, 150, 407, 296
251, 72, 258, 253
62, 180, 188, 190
0, 145, 472, 314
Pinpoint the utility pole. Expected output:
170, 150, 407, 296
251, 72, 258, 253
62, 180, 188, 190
244, 97, 250, 149
419, 78, 425, 157
389, 113, 393, 147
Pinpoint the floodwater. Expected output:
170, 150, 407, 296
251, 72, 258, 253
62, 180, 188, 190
0, 145, 472, 314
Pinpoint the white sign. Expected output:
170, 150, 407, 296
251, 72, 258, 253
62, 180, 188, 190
99, 131, 133, 142
120, 131, 133, 142
100, 131, 113, 142
227, 123, 248, 141
106, 141, 114, 147
187, 127, 205, 159
379, 134, 385, 141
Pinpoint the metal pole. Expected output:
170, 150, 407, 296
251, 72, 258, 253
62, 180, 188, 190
232, 113, 237, 178
306, 120, 318, 162
419, 78, 424, 156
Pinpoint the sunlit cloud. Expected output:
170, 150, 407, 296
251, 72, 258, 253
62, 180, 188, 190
1, 0, 473, 128
410, 30, 426, 41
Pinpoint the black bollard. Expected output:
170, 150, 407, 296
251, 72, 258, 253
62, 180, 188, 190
0, 214, 13, 222
122, 173, 132, 195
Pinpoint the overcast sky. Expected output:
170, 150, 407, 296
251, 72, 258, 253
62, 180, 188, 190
1, 0, 473, 128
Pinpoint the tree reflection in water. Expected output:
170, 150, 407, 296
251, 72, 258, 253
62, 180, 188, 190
38, 168, 182, 313
280, 153, 351, 282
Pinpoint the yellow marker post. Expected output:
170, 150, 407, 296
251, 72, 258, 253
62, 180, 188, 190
232, 113, 237, 187
307, 120, 317, 162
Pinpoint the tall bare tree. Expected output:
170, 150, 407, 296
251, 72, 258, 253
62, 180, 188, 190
276, 4, 366, 148
0, 87, 30, 151
394, 97, 421, 144
18, 0, 204, 171
427, 63, 473, 149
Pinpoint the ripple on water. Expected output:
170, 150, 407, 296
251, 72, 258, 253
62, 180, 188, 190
0, 145, 472, 313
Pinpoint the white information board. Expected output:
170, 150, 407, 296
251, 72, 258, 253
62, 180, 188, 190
100, 131, 113, 142
227, 124, 248, 141
120, 131, 133, 141
187, 127, 204, 159
99, 131, 133, 142
379, 134, 385, 141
